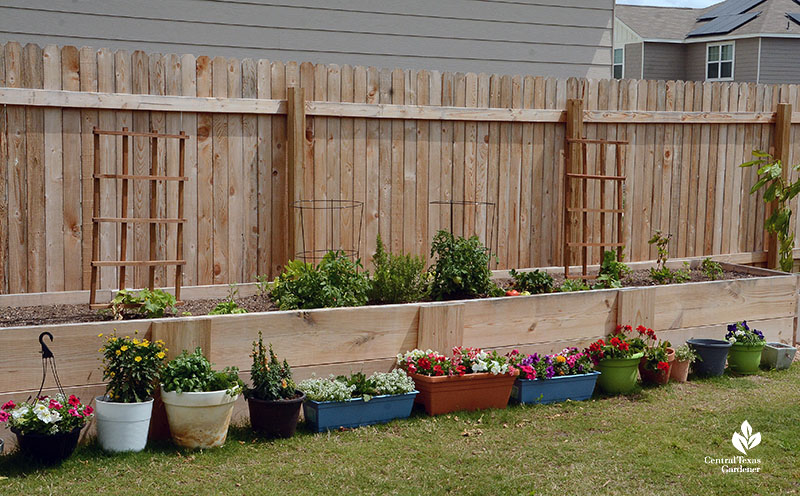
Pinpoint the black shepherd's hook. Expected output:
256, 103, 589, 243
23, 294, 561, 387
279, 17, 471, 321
34, 331, 65, 401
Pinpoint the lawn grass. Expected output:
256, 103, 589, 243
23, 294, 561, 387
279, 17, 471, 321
2, 366, 799, 495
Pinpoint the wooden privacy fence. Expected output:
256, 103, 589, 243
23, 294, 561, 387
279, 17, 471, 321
2, 40, 800, 294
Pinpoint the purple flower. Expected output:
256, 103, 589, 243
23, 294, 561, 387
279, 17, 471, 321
545, 366, 555, 379
742, 321, 750, 331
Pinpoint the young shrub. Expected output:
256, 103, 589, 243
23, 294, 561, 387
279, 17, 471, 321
109, 288, 177, 319
255, 274, 271, 297
269, 251, 371, 310
648, 231, 691, 285
209, 285, 248, 315
700, 257, 723, 281
510, 268, 554, 294
674, 344, 699, 364
161, 348, 243, 395
98, 331, 167, 403
593, 250, 631, 289
429, 230, 492, 300
559, 279, 590, 292
369, 234, 430, 304
245, 332, 297, 401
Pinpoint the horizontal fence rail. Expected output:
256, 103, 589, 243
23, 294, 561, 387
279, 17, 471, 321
1, 40, 800, 294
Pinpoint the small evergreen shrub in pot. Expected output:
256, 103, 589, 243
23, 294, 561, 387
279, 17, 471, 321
1, 395, 93, 465
725, 321, 766, 375
397, 347, 518, 415
95, 331, 167, 452
245, 332, 304, 439
584, 325, 645, 394
670, 344, 699, 383
506, 348, 599, 404
160, 348, 243, 449
298, 370, 417, 432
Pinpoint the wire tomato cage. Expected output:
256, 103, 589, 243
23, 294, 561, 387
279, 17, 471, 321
291, 199, 365, 265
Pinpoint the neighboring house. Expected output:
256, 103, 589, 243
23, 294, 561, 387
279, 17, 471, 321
614, 0, 800, 84
0, 0, 615, 78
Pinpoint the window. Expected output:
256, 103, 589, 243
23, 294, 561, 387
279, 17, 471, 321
613, 48, 624, 79
706, 42, 734, 81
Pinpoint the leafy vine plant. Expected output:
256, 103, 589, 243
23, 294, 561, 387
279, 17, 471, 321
740, 151, 800, 272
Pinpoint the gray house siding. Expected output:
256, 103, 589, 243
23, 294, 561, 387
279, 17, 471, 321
0, 0, 614, 78
759, 38, 800, 84
733, 38, 759, 82
624, 42, 643, 79
685, 42, 707, 82
642, 42, 686, 81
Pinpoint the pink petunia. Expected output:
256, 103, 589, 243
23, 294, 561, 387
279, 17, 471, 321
83, 406, 94, 416
49, 399, 63, 410
0, 411, 8, 422
68, 395, 80, 407
1, 400, 15, 411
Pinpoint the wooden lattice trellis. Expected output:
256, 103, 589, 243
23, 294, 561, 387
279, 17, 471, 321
89, 127, 189, 308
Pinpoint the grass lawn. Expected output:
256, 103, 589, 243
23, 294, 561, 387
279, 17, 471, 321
1, 365, 799, 495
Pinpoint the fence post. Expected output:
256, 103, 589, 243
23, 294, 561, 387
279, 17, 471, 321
287, 86, 305, 262
616, 287, 656, 329
565, 99, 584, 268
768, 102, 792, 270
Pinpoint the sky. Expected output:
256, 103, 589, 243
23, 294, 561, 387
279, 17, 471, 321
616, 0, 719, 6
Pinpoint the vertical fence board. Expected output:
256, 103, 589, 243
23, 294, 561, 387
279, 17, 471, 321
24, 43, 46, 292
43, 45, 64, 292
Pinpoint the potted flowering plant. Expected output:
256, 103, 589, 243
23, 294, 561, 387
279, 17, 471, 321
1, 394, 93, 464
634, 326, 675, 386
725, 321, 766, 374
670, 344, 699, 383
298, 370, 417, 432
507, 348, 599, 404
396, 347, 518, 415
245, 332, 305, 439
95, 331, 167, 452
160, 348, 243, 448
584, 325, 644, 394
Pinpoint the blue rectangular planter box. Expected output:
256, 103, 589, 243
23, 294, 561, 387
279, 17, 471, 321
302, 391, 418, 433
511, 371, 601, 405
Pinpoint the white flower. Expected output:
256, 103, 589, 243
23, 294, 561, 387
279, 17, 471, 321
728, 337, 737, 344
735, 330, 745, 336
33, 404, 48, 415
11, 406, 29, 420
472, 360, 488, 372
489, 362, 509, 375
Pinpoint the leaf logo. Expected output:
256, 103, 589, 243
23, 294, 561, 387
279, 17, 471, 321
732, 420, 761, 455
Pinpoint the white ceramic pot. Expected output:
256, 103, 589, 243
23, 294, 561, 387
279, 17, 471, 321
161, 389, 239, 449
95, 396, 154, 453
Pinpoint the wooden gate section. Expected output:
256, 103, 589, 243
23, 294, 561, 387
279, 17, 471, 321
564, 136, 627, 281
89, 127, 189, 308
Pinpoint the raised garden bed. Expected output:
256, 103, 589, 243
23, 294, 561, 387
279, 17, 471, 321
0, 259, 797, 449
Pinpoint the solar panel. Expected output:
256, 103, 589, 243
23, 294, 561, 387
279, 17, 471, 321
688, 11, 760, 36
788, 12, 800, 25
697, 0, 766, 21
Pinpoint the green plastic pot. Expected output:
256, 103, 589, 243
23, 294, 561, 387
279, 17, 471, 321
727, 342, 765, 375
595, 353, 643, 394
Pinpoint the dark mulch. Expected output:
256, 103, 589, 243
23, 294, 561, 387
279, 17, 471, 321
0, 268, 763, 328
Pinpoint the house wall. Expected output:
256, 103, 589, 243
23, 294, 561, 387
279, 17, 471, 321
642, 42, 686, 81
0, 0, 614, 78
759, 38, 800, 84
613, 17, 642, 49
624, 42, 643, 79
685, 38, 760, 83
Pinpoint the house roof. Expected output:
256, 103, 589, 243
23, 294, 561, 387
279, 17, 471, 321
616, 0, 800, 41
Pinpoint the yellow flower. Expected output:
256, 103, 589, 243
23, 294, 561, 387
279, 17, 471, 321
97, 333, 103, 338
281, 379, 287, 389
132, 338, 139, 345
121, 345, 128, 351
157, 352, 165, 360
556, 355, 567, 363
134, 356, 142, 362
110, 371, 115, 377
140, 340, 150, 347
115, 350, 121, 356
98, 348, 103, 353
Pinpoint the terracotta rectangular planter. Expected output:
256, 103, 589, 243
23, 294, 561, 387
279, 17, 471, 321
410, 372, 517, 415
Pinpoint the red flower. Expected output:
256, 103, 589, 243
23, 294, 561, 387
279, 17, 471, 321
433, 365, 444, 376
657, 361, 669, 371
610, 337, 622, 347
1, 400, 15, 411
636, 325, 647, 335
68, 395, 80, 407
83, 406, 94, 417
615, 324, 623, 333
646, 328, 656, 338
49, 399, 63, 410
619, 342, 629, 351
407, 364, 417, 374
418, 358, 431, 370
456, 365, 467, 376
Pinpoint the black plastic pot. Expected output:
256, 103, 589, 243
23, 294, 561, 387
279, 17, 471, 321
247, 391, 305, 439
687, 338, 732, 377
12, 426, 82, 465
